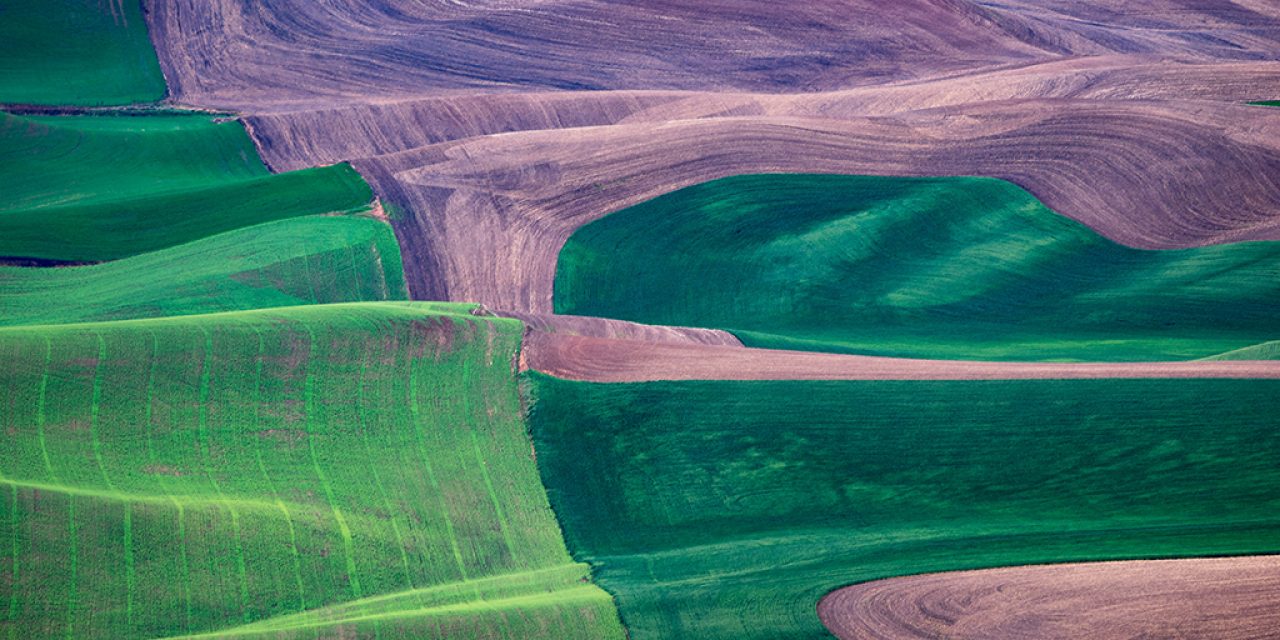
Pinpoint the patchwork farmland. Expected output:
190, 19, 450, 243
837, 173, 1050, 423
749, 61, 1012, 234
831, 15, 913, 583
3, 1, 1280, 638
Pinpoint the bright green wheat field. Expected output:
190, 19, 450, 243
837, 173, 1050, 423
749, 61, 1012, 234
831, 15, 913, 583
0, 304, 623, 639
555, 174, 1280, 361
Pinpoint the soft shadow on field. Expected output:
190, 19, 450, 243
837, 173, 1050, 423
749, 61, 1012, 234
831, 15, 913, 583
555, 174, 1280, 362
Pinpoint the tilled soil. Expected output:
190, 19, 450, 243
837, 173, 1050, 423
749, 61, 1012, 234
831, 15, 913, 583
521, 331, 1280, 382
818, 556, 1280, 640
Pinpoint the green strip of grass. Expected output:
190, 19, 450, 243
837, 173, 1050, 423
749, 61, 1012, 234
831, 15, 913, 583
529, 373, 1280, 639
555, 174, 1280, 361
0, 112, 373, 262
1248, 100, 1280, 107
0, 304, 624, 639
0, 0, 165, 106
0, 213, 408, 326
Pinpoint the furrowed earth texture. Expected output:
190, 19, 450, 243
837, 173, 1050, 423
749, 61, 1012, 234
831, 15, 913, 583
2, 1, 1279, 639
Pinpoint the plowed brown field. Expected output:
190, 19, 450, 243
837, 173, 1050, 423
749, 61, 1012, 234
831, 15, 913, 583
136, 6, 1280, 635
522, 331, 1280, 382
143, 1, 1280, 311
818, 556, 1280, 640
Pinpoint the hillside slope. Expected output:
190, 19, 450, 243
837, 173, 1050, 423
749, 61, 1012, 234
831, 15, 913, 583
0, 112, 372, 263
0, 304, 623, 639
555, 174, 1280, 361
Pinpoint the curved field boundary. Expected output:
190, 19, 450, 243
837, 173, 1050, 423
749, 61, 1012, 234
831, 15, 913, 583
522, 331, 1280, 382
818, 556, 1280, 639
139, 1, 1280, 317
551, 173, 1280, 362
349, 100, 1280, 311
0, 214, 407, 327
528, 373, 1280, 639
0, 112, 373, 263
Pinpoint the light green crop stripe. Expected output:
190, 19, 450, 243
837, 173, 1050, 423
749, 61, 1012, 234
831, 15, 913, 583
303, 324, 363, 599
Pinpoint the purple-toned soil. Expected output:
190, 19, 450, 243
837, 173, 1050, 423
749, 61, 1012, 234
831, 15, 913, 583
143, 1, 1280, 311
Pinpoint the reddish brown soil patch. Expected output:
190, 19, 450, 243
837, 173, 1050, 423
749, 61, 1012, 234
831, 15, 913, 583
818, 556, 1280, 640
523, 331, 1280, 382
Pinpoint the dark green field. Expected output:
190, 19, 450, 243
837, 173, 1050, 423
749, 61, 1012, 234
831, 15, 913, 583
529, 374, 1280, 639
0, 0, 165, 105
0, 112, 373, 263
1249, 100, 1280, 107
555, 174, 1280, 361
0, 304, 624, 639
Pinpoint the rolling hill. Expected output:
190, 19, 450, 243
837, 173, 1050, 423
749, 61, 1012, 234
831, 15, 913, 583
555, 174, 1280, 361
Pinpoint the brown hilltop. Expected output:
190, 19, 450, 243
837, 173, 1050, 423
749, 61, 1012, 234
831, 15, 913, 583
143, 0, 1280, 312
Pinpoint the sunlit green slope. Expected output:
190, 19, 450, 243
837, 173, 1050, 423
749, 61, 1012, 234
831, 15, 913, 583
0, 0, 165, 105
530, 374, 1280, 639
0, 304, 624, 639
555, 174, 1280, 361
0, 214, 407, 326
0, 112, 373, 263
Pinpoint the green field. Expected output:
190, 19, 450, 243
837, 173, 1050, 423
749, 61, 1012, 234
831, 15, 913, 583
0, 112, 373, 263
528, 374, 1280, 639
0, 104, 624, 637
555, 174, 1280, 361
0, 0, 165, 105
0, 304, 624, 639
1249, 100, 1280, 107
0, 214, 407, 327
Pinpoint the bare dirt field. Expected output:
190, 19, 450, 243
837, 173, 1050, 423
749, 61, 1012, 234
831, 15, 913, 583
818, 556, 1280, 639
143, 1, 1280, 312
521, 331, 1280, 382
144, 1, 1280, 108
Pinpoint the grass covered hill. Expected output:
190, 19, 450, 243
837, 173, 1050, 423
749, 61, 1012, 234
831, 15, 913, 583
0, 214, 408, 327
0, 304, 624, 639
529, 374, 1280, 639
555, 174, 1280, 361
0, 0, 165, 106
0, 112, 373, 263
